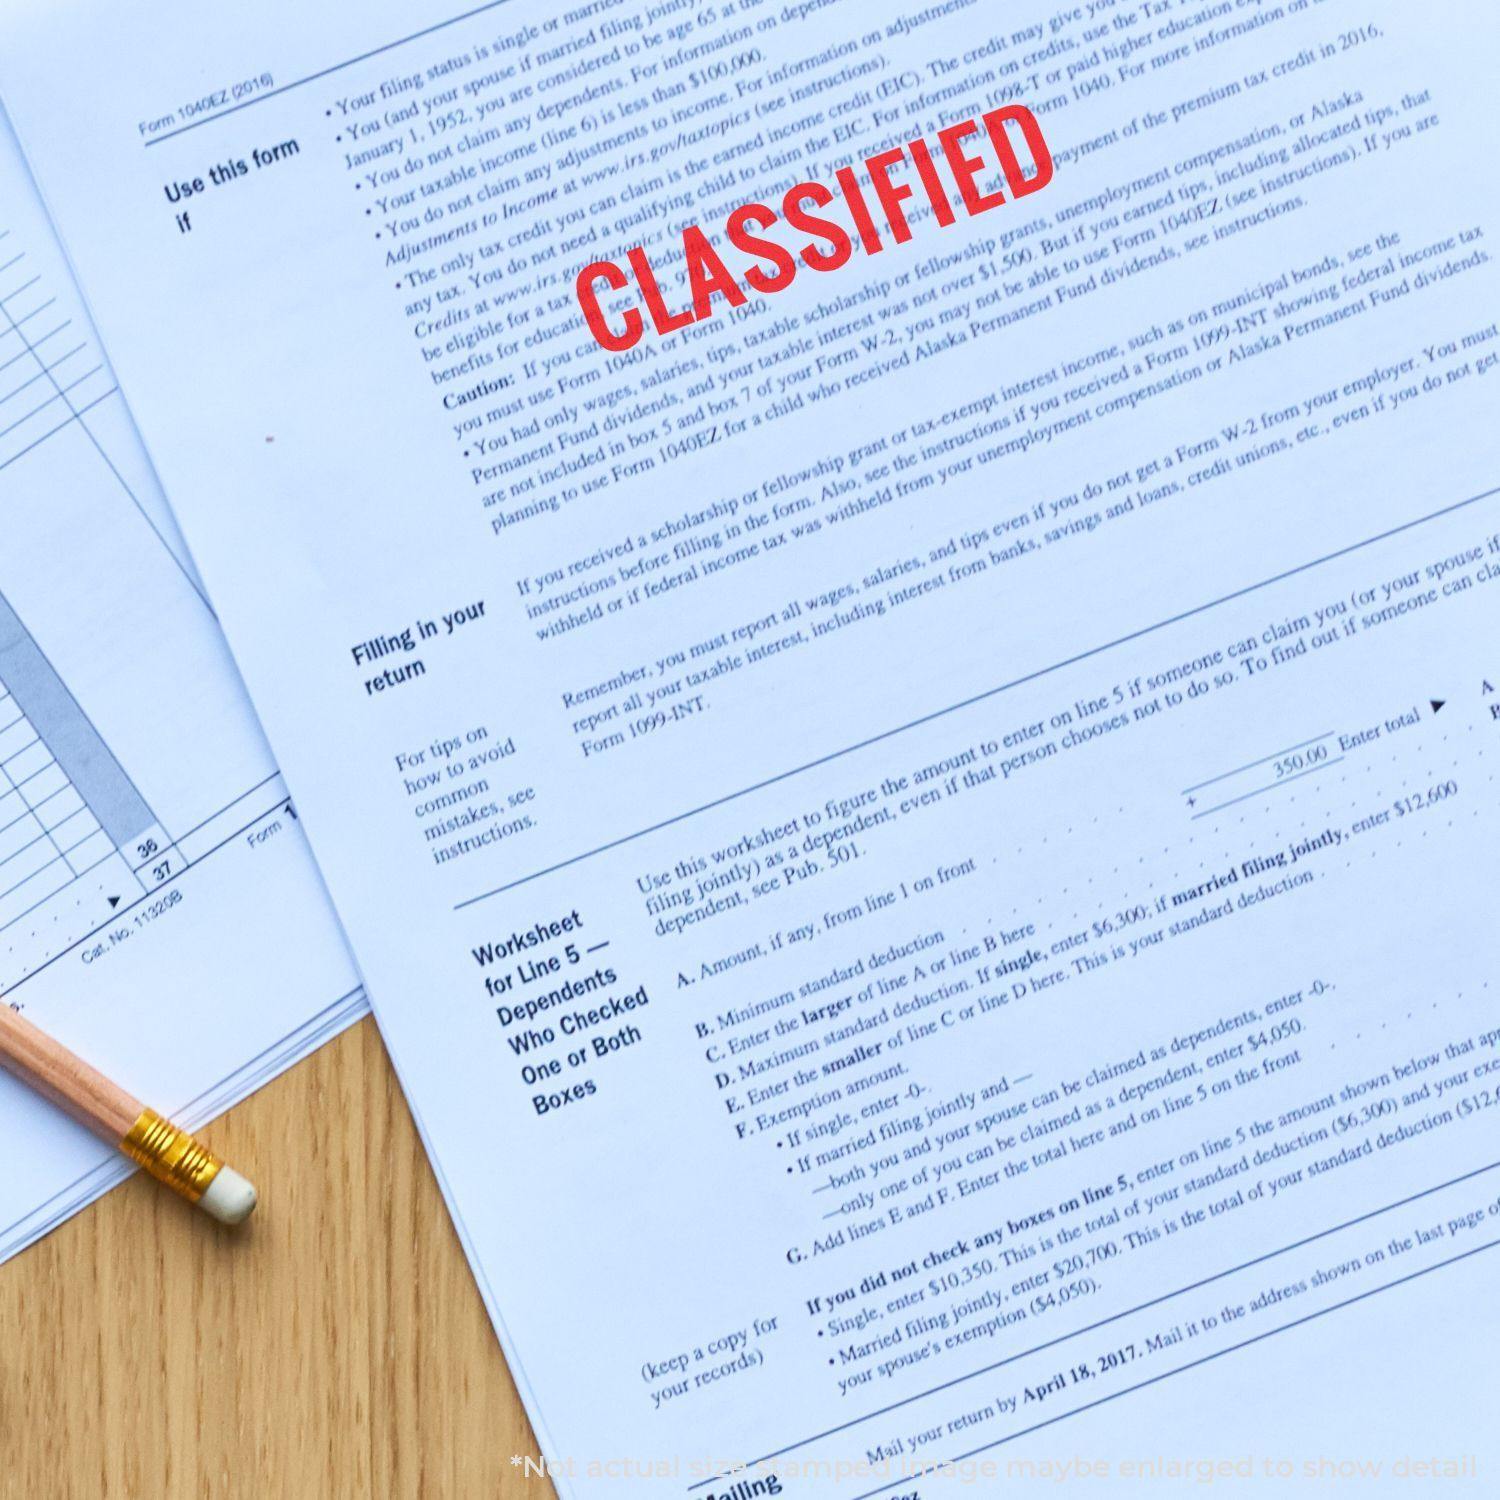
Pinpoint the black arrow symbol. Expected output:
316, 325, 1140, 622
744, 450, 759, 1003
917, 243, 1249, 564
1430, 699, 1446, 715
107, 896, 121, 909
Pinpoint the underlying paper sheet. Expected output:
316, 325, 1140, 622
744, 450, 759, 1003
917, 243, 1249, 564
3, 0, 1496, 1491
0, 113, 365, 1263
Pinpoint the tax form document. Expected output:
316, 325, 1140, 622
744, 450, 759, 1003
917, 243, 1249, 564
4, 0, 1497, 1488
0, 114, 365, 1264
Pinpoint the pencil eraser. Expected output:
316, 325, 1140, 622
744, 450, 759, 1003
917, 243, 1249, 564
199, 1165, 258, 1225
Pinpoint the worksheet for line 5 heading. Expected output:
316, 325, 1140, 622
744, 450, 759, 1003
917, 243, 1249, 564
2, 0, 1496, 1491
0, 113, 365, 1263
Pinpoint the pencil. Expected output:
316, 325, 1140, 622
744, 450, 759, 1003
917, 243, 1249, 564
0, 999, 257, 1224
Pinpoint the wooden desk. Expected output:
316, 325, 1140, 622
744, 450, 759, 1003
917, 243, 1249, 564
0, 1018, 537, 1498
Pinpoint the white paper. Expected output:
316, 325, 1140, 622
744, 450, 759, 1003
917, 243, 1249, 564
0, 112, 365, 1263
3, 0, 1497, 1490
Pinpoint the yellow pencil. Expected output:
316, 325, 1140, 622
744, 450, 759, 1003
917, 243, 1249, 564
0, 1000, 257, 1224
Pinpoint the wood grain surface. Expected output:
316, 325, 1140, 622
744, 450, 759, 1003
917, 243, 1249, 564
0, 1017, 539, 1499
